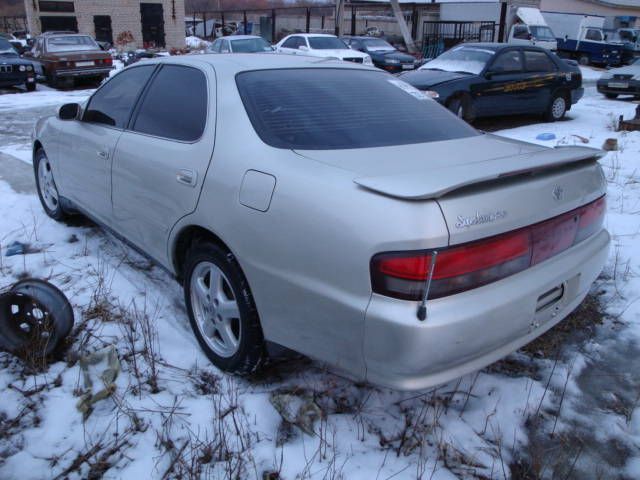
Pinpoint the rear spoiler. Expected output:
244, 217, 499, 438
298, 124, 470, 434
353, 146, 604, 200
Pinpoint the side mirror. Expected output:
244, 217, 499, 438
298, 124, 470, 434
299, 45, 309, 51
22, 50, 33, 57
58, 103, 80, 121
485, 71, 494, 79
604, 34, 608, 41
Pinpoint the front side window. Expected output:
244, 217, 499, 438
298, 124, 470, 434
490, 50, 523, 73
308, 36, 348, 50
282, 36, 302, 49
529, 26, 556, 41
422, 46, 495, 75
83, 65, 155, 128
46, 35, 99, 52
524, 50, 556, 72
132, 65, 207, 141
585, 29, 603, 41
513, 25, 529, 40
236, 69, 478, 150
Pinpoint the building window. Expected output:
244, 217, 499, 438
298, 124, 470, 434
39, 1, 75, 13
94, 16, 113, 44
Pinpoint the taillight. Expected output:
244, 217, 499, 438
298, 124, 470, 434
103, 57, 113, 66
371, 196, 606, 301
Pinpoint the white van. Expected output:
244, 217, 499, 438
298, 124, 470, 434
508, 7, 558, 51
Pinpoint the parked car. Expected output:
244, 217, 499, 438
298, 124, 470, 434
32, 54, 609, 390
0, 38, 36, 91
0, 32, 27, 54
341, 36, 417, 72
208, 35, 274, 54
24, 33, 113, 88
276, 33, 372, 65
400, 43, 583, 122
597, 57, 640, 98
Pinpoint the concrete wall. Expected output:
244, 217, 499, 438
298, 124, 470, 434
24, 0, 185, 49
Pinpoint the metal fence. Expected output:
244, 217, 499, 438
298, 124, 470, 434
0, 16, 27, 34
422, 20, 496, 59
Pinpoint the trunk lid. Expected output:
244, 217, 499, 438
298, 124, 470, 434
295, 134, 606, 245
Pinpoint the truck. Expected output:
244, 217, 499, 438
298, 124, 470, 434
543, 12, 623, 66
507, 7, 557, 51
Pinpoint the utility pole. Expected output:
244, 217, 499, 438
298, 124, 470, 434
389, 0, 417, 53
335, 0, 345, 36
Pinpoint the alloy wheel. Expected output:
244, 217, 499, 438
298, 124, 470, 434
552, 97, 566, 120
190, 261, 241, 358
38, 155, 59, 212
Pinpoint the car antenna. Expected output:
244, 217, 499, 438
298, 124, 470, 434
417, 251, 438, 321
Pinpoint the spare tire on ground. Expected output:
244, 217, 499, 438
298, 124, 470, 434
0, 279, 74, 358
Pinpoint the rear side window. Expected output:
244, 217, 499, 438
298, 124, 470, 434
524, 50, 556, 72
83, 65, 155, 128
132, 65, 207, 141
236, 69, 478, 150
490, 50, 523, 73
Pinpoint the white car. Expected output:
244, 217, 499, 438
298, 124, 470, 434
276, 33, 372, 66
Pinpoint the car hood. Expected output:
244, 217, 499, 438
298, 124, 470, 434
0, 53, 33, 66
606, 64, 640, 76
294, 134, 603, 199
399, 68, 474, 89
369, 50, 415, 62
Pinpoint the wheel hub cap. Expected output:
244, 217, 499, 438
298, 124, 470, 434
38, 157, 59, 211
190, 262, 241, 358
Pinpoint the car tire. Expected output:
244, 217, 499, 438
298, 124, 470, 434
25, 81, 36, 92
34, 149, 67, 221
545, 91, 567, 122
183, 241, 265, 375
605, 93, 618, 99
578, 55, 590, 66
447, 94, 475, 123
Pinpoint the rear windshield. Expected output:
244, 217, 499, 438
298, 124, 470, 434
231, 37, 272, 53
236, 68, 478, 150
47, 35, 98, 52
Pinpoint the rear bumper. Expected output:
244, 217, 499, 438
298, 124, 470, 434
597, 79, 640, 96
571, 87, 584, 105
55, 66, 113, 78
363, 228, 610, 390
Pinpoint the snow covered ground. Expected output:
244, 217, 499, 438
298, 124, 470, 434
0, 83, 638, 479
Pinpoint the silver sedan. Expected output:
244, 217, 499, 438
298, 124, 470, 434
32, 54, 609, 390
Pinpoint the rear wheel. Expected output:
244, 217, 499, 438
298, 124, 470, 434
447, 94, 474, 123
578, 54, 590, 66
183, 241, 265, 374
34, 149, 67, 221
545, 92, 567, 122
605, 93, 619, 99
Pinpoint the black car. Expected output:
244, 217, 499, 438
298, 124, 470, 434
342, 36, 417, 73
0, 38, 36, 91
400, 43, 583, 122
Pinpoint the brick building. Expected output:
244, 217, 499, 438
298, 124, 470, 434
23, 0, 186, 49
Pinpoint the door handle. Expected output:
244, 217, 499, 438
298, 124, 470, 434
176, 169, 197, 187
97, 150, 109, 159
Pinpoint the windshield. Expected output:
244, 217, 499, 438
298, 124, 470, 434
236, 69, 477, 150
308, 37, 348, 50
0, 38, 17, 54
529, 26, 556, 41
46, 35, 99, 52
421, 46, 494, 74
231, 37, 272, 53
363, 38, 395, 52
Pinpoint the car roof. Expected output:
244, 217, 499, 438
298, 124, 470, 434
226, 35, 265, 41
451, 42, 547, 52
291, 33, 336, 38
139, 53, 376, 75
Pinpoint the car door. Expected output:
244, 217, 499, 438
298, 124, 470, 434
57, 65, 155, 223
473, 49, 530, 116
111, 64, 214, 263
522, 49, 558, 113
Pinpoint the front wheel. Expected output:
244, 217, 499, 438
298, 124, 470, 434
34, 149, 67, 221
605, 93, 619, 99
25, 81, 36, 92
183, 241, 265, 375
447, 95, 475, 123
545, 92, 567, 122
578, 54, 590, 66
